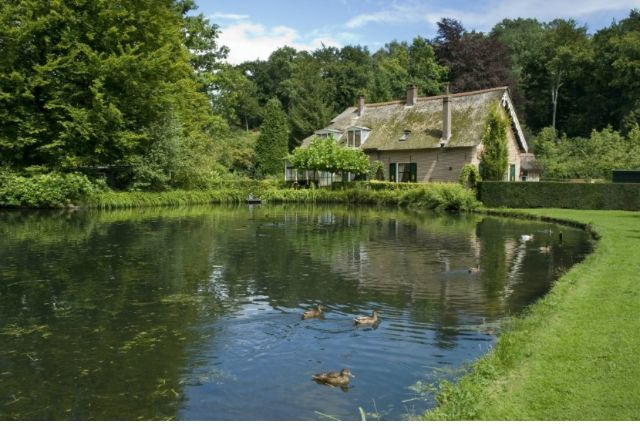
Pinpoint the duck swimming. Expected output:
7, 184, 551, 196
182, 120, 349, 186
312, 368, 354, 387
468, 263, 481, 274
302, 305, 324, 320
520, 234, 534, 242
539, 245, 552, 253
354, 309, 380, 326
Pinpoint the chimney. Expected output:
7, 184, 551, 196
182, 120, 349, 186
357, 95, 365, 116
406, 85, 417, 106
442, 83, 451, 142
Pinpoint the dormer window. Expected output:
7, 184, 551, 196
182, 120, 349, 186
315, 129, 342, 140
346, 126, 370, 148
400, 130, 411, 141
347, 129, 362, 147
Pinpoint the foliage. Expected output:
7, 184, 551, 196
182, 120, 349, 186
459, 164, 482, 189
533, 126, 640, 180
288, 137, 370, 174
478, 181, 640, 210
0, 0, 225, 189
479, 105, 510, 180
216, 130, 259, 176
368, 160, 385, 180
432, 18, 515, 93
255, 98, 289, 177
284, 52, 335, 149
0, 171, 100, 208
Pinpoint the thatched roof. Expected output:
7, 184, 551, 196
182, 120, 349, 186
520, 153, 542, 171
302, 87, 528, 152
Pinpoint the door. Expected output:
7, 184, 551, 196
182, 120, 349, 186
509, 164, 516, 181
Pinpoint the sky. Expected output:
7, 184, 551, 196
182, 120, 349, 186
195, 0, 640, 64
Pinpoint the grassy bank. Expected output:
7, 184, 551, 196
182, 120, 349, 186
83, 184, 479, 211
424, 209, 640, 420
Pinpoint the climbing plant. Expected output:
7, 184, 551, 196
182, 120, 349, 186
479, 103, 510, 180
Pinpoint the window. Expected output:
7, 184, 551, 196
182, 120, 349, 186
390, 162, 417, 182
347, 130, 362, 147
521, 169, 528, 182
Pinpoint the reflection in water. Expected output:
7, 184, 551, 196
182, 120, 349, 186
0, 206, 591, 420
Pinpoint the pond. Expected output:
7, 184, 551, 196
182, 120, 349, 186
0, 205, 592, 420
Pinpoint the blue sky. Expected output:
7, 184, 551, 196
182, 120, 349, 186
195, 0, 640, 64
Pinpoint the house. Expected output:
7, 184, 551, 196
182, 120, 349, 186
287, 85, 539, 185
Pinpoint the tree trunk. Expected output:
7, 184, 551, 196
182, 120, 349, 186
551, 86, 558, 131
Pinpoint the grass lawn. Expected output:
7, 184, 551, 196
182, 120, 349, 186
425, 209, 640, 420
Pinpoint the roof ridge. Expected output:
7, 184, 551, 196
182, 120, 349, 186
361, 86, 508, 108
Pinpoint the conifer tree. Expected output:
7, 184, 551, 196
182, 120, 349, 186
255, 98, 289, 176
480, 104, 510, 180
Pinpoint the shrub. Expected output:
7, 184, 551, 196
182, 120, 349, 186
459, 164, 481, 189
0, 172, 99, 208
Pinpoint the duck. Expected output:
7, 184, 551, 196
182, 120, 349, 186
520, 234, 534, 242
312, 368, 354, 387
302, 305, 324, 320
468, 263, 481, 274
539, 245, 552, 254
354, 309, 380, 326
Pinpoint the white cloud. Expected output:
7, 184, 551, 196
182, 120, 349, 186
345, 0, 639, 32
218, 19, 344, 64
209, 13, 250, 21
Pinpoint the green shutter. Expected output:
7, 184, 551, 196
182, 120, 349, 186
389, 163, 396, 182
410, 163, 417, 182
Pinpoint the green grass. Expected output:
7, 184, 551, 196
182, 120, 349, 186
424, 208, 640, 420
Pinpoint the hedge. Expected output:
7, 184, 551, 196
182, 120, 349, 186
478, 181, 640, 210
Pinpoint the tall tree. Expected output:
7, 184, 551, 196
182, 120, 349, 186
432, 18, 515, 93
408, 37, 448, 96
0, 0, 216, 184
591, 10, 640, 133
480, 104, 510, 180
284, 52, 334, 150
255, 98, 289, 176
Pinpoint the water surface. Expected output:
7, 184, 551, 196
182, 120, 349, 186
0, 205, 592, 420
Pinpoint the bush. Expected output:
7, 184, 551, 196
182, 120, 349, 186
459, 164, 481, 189
478, 181, 640, 210
0, 172, 100, 208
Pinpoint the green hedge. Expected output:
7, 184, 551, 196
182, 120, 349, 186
478, 181, 640, 210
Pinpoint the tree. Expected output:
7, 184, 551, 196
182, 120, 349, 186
480, 104, 510, 180
432, 18, 515, 93
544, 20, 593, 131
0, 0, 217, 188
287, 137, 370, 175
255, 98, 289, 176
211, 65, 261, 130
408, 37, 448, 96
591, 10, 640, 133
518, 19, 593, 134
491, 18, 545, 81
284, 52, 334, 150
